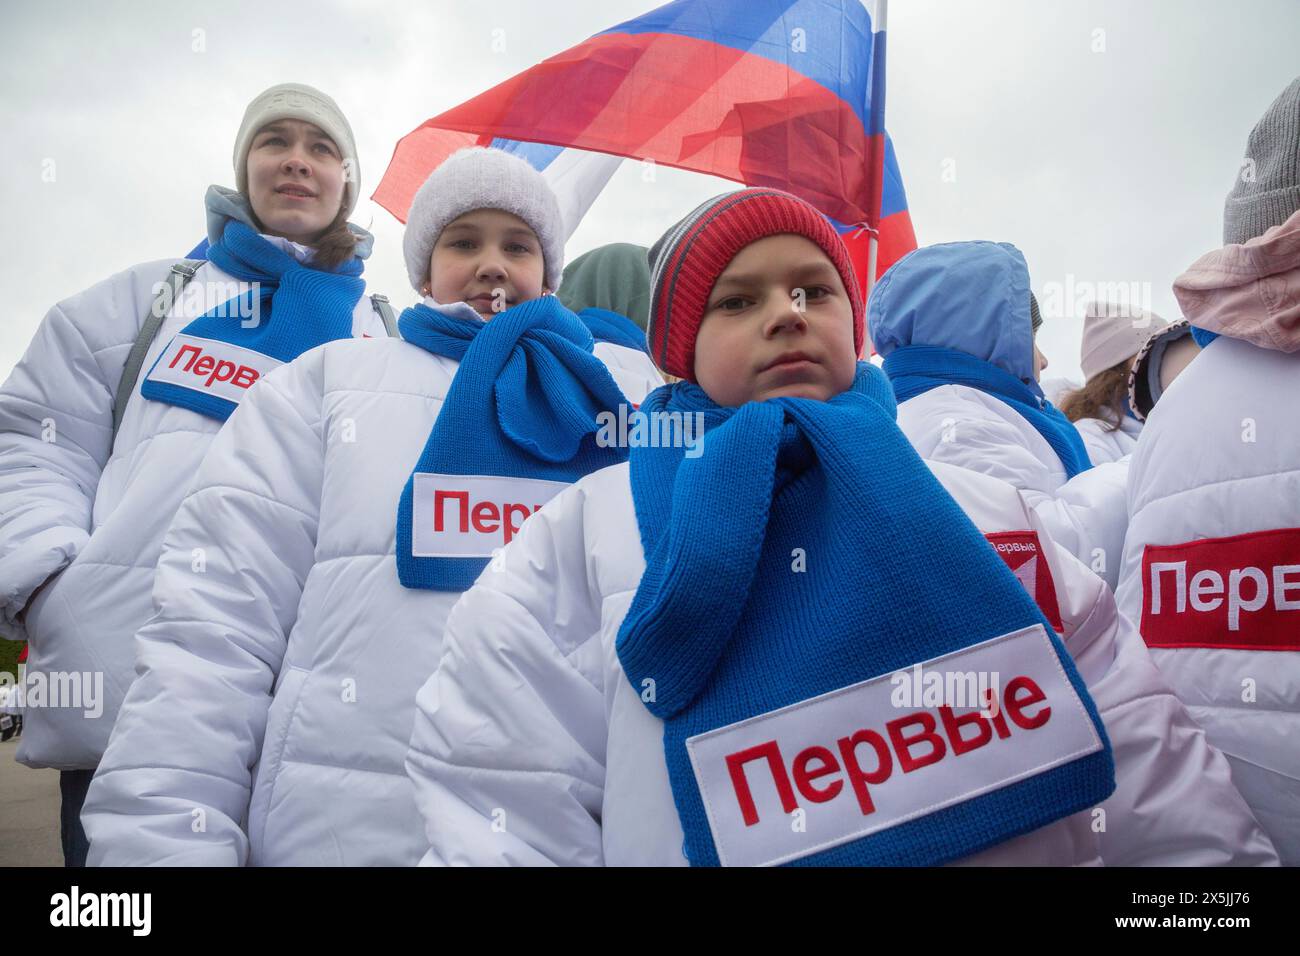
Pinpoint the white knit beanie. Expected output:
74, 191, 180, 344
402, 147, 564, 293
1079, 301, 1168, 381
233, 83, 360, 219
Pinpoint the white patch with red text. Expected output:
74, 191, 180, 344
145, 333, 282, 405
685, 624, 1101, 867
411, 473, 571, 558
985, 531, 1064, 632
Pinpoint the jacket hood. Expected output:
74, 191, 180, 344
1126, 318, 1193, 422
557, 243, 651, 331
204, 185, 375, 260
868, 241, 1036, 381
1172, 207, 1300, 353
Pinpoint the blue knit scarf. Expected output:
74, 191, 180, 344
577, 307, 650, 353
617, 363, 1114, 866
883, 345, 1094, 479
396, 296, 631, 591
141, 219, 364, 421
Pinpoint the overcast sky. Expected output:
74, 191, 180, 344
2, 0, 1297, 383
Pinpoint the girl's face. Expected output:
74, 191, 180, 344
245, 118, 347, 245
425, 209, 547, 319
693, 234, 858, 407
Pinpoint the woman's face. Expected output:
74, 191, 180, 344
245, 118, 347, 245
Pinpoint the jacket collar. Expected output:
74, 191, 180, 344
204, 184, 375, 261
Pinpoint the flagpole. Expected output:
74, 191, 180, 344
867, 232, 879, 297
865, 0, 888, 300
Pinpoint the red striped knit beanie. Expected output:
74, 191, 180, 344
646, 188, 864, 382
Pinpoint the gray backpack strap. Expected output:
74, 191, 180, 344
111, 259, 203, 443
371, 293, 399, 338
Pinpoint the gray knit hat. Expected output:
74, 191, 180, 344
402, 147, 564, 293
233, 83, 360, 219
1224, 75, 1300, 246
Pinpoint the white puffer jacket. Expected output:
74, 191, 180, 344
1116, 339, 1300, 865
80, 330, 662, 866
1074, 413, 1141, 466
407, 458, 1275, 866
0, 248, 388, 770
867, 241, 1130, 589
1116, 209, 1300, 865
895, 388, 1130, 590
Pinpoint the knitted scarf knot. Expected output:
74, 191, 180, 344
395, 296, 632, 591
140, 218, 364, 421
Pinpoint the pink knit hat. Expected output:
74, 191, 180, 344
1079, 302, 1168, 381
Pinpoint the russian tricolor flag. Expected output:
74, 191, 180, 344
374, 0, 916, 294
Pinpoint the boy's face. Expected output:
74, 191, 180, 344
693, 234, 858, 406
427, 208, 546, 318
